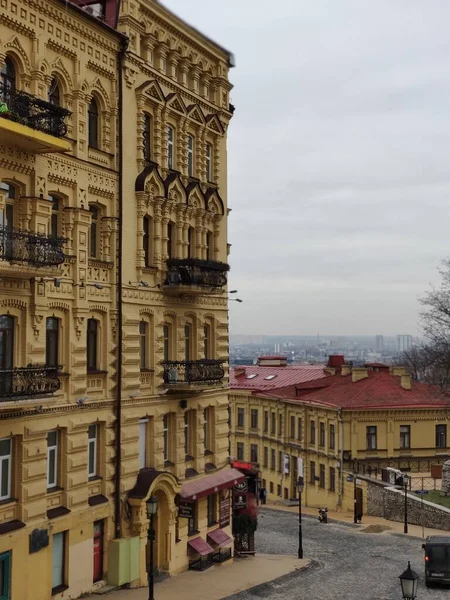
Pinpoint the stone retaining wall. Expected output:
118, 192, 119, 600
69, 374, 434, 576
365, 477, 450, 531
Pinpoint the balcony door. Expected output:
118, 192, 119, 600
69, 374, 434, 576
0, 183, 15, 262
0, 315, 14, 397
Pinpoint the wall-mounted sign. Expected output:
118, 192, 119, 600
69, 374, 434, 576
284, 455, 290, 475
234, 480, 248, 493
297, 457, 304, 478
233, 494, 247, 509
219, 489, 230, 527
29, 528, 49, 554
178, 501, 194, 519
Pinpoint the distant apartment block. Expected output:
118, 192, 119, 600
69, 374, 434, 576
397, 335, 413, 353
375, 335, 384, 351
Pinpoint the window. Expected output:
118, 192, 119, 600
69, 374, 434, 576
400, 425, 411, 449
269, 482, 274, 494
236, 442, 244, 461
87, 319, 98, 371
0, 439, 12, 501
366, 426, 377, 450
206, 231, 213, 260
310, 420, 316, 444
310, 461, 316, 484
263, 446, 268, 468
319, 463, 325, 488
163, 324, 171, 362
167, 125, 174, 169
271, 449, 276, 470
204, 406, 214, 452
139, 321, 149, 370
264, 411, 269, 433
143, 216, 151, 266
48, 78, 60, 106
46, 317, 59, 369
163, 414, 170, 462
278, 414, 283, 436
188, 502, 197, 535
143, 113, 151, 161
0, 57, 15, 101
89, 205, 99, 259
47, 430, 58, 489
277, 484, 282, 497
290, 416, 295, 439
319, 422, 325, 447
184, 324, 191, 361
52, 531, 66, 593
187, 226, 195, 259
0, 316, 14, 396
184, 410, 196, 459
205, 142, 212, 181
271, 412, 276, 435
297, 418, 302, 441
50, 196, 61, 239
207, 494, 217, 526
436, 424, 447, 448
278, 450, 283, 473
329, 424, 336, 450
167, 221, 174, 259
250, 444, 258, 463
88, 424, 98, 478
250, 409, 258, 429
203, 323, 211, 359
0, 551, 11, 600
237, 407, 245, 428
88, 97, 99, 148
187, 134, 194, 176
329, 467, 336, 492
139, 418, 148, 469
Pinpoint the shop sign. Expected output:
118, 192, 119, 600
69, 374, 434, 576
219, 490, 231, 527
233, 494, 247, 509
234, 479, 248, 493
179, 501, 194, 519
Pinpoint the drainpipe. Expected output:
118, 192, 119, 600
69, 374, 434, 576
115, 36, 128, 540
338, 408, 344, 508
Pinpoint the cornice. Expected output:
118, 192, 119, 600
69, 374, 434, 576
87, 59, 116, 80
0, 12, 35, 38
0, 398, 114, 421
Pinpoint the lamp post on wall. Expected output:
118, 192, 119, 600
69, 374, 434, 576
298, 476, 304, 559
146, 496, 159, 600
399, 561, 419, 599
403, 475, 409, 535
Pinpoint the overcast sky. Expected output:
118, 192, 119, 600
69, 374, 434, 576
164, 0, 450, 336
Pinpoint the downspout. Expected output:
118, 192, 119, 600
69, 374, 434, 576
338, 407, 344, 508
115, 35, 128, 540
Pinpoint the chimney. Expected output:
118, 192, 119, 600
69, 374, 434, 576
341, 365, 351, 376
324, 367, 336, 376
352, 367, 369, 383
257, 356, 287, 367
401, 374, 411, 390
327, 355, 345, 369
234, 367, 246, 377
391, 366, 408, 377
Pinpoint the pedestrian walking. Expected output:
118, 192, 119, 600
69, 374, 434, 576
259, 487, 267, 505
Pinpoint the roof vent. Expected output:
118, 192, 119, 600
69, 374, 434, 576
264, 375, 277, 380
257, 356, 287, 367
234, 367, 246, 377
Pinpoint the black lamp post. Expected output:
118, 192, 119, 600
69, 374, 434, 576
298, 476, 304, 559
403, 475, 409, 534
146, 496, 158, 600
399, 561, 419, 600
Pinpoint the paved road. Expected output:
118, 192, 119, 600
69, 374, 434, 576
226, 508, 449, 600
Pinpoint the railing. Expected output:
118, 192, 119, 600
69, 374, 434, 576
0, 83, 70, 137
0, 228, 66, 267
212, 548, 232, 563
0, 365, 61, 400
162, 360, 224, 386
164, 258, 229, 290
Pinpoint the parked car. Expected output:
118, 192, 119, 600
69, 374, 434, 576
422, 536, 450, 587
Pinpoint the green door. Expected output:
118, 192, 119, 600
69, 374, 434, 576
0, 551, 11, 600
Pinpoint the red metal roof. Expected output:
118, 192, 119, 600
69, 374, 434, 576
229, 365, 327, 391
180, 468, 244, 501
287, 371, 450, 409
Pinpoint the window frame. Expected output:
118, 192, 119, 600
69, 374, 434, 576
310, 420, 316, 445
366, 426, 377, 451
329, 424, 336, 450
250, 444, 258, 463
436, 424, 447, 448
250, 409, 258, 430
329, 466, 336, 492
47, 430, 59, 490
49, 195, 61, 239
187, 501, 198, 536
89, 205, 99, 259
167, 125, 174, 170
290, 415, 295, 439
1, 57, 16, 100
400, 425, 411, 449
86, 318, 99, 372
163, 323, 171, 362
0, 438, 12, 502
88, 424, 98, 478
187, 134, 194, 177
0, 550, 11, 600
143, 215, 151, 267
263, 446, 268, 468
88, 97, 100, 149
319, 463, 325, 488
51, 531, 66, 594
139, 320, 149, 370
271, 412, 276, 435
46, 317, 59, 369
236, 442, 244, 461
48, 78, 61, 107
297, 418, 302, 441
143, 113, 152, 161
309, 461, 316, 484
163, 414, 170, 463
139, 418, 148, 470
319, 422, 325, 447
205, 142, 212, 181
237, 407, 245, 428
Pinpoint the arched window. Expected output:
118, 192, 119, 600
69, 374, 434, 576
48, 78, 61, 106
0, 58, 16, 101
184, 324, 192, 361
204, 323, 212, 359
139, 320, 149, 370
205, 142, 213, 182
49, 195, 61, 239
163, 324, 171, 362
206, 231, 213, 261
89, 205, 99, 259
167, 125, 174, 169
46, 317, 59, 368
88, 97, 99, 148
143, 215, 151, 266
167, 221, 174, 259
0, 314, 14, 398
143, 113, 151, 161
187, 134, 194, 177
187, 227, 194, 259
87, 318, 99, 371
0, 182, 15, 230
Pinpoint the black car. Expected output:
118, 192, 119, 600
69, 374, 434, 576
422, 536, 450, 587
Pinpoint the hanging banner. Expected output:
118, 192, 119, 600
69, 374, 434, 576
219, 490, 230, 527
284, 454, 290, 475
297, 457, 304, 478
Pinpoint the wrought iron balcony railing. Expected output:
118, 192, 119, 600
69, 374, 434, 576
0, 83, 70, 137
0, 365, 61, 400
164, 258, 229, 290
163, 360, 225, 386
0, 228, 66, 267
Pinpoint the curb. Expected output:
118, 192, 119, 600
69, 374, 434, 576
222, 559, 321, 599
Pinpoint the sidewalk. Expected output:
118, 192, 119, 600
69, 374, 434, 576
264, 500, 450, 538
106, 554, 310, 600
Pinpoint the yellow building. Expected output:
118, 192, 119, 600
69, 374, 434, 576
230, 356, 450, 514
0, 0, 235, 598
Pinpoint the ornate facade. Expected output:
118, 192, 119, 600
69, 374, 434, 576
0, 0, 234, 598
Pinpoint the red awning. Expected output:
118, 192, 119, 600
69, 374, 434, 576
188, 537, 214, 556
207, 528, 232, 548
180, 468, 245, 501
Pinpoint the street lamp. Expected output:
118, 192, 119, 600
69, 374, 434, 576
298, 476, 304, 559
146, 496, 158, 600
403, 474, 409, 534
399, 561, 419, 600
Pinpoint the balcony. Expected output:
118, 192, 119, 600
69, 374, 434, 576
0, 84, 71, 153
162, 259, 229, 296
0, 365, 61, 401
0, 228, 66, 277
162, 360, 225, 390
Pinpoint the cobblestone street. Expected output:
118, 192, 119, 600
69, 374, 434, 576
226, 508, 449, 600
